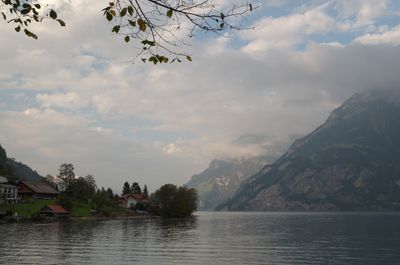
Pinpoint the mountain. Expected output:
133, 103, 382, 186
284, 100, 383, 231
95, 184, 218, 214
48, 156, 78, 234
219, 89, 400, 211
0, 144, 42, 182
186, 157, 271, 210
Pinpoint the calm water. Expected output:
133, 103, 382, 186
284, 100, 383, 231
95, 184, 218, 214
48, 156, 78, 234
1, 212, 400, 265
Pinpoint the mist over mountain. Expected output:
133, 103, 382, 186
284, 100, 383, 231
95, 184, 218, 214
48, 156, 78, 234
219, 89, 400, 211
0, 144, 42, 182
186, 156, 273, 210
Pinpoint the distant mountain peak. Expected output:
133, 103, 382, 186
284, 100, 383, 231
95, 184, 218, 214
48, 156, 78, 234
186, 156, 272, 210
220, 89, 400, 211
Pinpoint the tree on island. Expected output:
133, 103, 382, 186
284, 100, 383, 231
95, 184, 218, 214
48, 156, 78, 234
0, 0, 254, 63
57, 163, 75, 189
150, 184, 198, 217
122, 181, 131, 194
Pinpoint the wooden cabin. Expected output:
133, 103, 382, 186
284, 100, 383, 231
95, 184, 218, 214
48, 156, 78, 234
18, 181, 59, 200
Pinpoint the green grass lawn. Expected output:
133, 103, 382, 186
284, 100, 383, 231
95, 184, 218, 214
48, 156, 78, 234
0, 199, 57, 217
0, 199, 135, 218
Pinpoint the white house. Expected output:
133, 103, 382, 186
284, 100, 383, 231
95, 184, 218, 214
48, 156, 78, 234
120, 194, 148, 209
0, 176, 18, 204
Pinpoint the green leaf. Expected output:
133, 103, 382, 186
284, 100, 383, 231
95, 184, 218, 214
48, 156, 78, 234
14, 25, 20, 32
124, 36, 130, 43
128, 20, 136, 27
110, 10, 116, 16
49, 9, 57, 19
20, 8, 30, 15
149, 56, 158, 65
22, 3, 30, 8
106, 12, 113, 21
166, 9, 173, 18
34, 4, 41, 9
141, 40, 155, 46
186, 56, 192, 62
24, 29, 37, 39
57, 19, 66, 27
137, 19, 146, 32
127, 6, 134, 15
1, 12, 6, 20
120, 7, 127, 17
112, 25, 120, 33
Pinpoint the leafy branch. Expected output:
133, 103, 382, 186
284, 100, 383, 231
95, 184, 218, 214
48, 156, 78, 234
1, 0, 255, 63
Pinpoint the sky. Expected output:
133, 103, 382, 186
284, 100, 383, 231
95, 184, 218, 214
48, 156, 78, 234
1, 0, 400, 193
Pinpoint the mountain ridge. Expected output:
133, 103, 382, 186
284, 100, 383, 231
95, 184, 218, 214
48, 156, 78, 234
0, 144, 42, 182
218, 89, 400, 211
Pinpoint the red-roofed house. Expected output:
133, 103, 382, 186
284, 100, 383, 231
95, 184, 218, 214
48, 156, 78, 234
120, 194, 148, 209
39, 205, 69, 218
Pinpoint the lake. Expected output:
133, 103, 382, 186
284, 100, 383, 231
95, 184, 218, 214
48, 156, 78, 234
1, 212, 400, 265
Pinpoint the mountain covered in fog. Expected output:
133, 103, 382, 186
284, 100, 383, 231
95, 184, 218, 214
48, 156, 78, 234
218, 89, 400, 211
186, 157, 271, 210
0, 144, 42, 182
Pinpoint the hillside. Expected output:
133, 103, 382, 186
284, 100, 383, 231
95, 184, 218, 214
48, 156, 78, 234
0, 145, 42, 182
186, 157, 270, 210
219, 89, 400, 211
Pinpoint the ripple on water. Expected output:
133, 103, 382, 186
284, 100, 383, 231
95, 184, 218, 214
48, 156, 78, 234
1, 212, 400, 265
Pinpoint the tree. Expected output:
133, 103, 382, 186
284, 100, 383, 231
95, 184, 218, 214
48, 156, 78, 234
84, 175, 97, 191
58, 163, 75, 189
122, 181, 131, 194
131, 182, 142, 195
1, 0, 254, 63
150, 184, 198, 217
44, 174, 57, 187
143, 184, 149, 199
106, 187, 114, 200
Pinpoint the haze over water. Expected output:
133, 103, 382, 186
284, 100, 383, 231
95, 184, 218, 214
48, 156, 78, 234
1, 212, 400, 265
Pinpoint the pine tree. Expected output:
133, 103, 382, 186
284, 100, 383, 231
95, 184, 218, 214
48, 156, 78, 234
131, 182, 142, 195
122, 181, 131, 194
143, 184, 149, 199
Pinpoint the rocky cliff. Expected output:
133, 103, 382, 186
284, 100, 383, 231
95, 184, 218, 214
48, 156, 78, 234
219, 89, 400, 211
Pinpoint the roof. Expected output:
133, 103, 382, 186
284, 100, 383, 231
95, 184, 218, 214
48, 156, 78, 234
121, 193, 147, 201
20, 181, 59, 195
0, 184, 17, 189
41, 205, 69, 214
0, 176, 8, 184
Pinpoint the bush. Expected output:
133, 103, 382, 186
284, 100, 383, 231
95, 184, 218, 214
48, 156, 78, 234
150, 184, 198, 217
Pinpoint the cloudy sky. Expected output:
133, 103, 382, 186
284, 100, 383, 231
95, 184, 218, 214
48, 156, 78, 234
1, 0, 400, 192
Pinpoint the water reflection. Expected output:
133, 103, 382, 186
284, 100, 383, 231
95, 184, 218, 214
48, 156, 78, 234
1, 212, 400, 265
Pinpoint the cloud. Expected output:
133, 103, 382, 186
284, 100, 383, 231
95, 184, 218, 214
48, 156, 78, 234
355, 25, 400, 45
241, 4, 335, 53
335, 0, 389, 31
1, 0, 400, 191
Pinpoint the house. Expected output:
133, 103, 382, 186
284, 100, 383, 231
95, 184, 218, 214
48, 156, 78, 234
18, 181, 60, 200
0, 176, 8, 184
38, 205, 69, 218
120, 194, 148, 209
0, 176, 18, 204
0, 183, 18, 204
